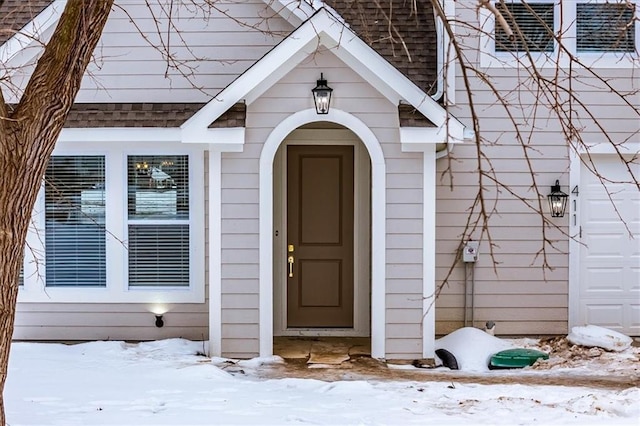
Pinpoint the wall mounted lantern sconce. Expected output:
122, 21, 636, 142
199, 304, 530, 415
547, 180, 568, 217
312, 73, 333, 114
155, 314, 164, 328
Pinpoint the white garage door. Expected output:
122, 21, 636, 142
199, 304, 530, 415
579, 154, 639, 336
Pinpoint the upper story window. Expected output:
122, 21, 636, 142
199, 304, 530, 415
576, 2, 635, 52
481, 0, 639, 67
496, 2, 555, 52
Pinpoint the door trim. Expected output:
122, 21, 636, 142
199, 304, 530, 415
259, 108, 386, 358
274, 135, 370, 336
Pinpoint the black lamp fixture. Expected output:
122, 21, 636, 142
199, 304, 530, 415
311, 73, 333, 114
547, 180, 568, 218
155, 314, 164, 328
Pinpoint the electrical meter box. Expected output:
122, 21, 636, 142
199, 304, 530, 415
463, 241, 479, 263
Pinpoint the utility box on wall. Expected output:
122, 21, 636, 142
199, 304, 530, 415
463, 241, 479, 263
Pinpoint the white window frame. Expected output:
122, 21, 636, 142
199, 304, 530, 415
480, 0, 640, 68
18, 137, 205, 304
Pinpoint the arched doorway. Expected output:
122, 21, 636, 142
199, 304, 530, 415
272, 124, 371, 338
258, 109, 387, 358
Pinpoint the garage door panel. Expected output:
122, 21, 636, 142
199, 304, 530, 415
631, 268, 640, 291
629, 305, 640, 335
631, 199, 640, 220
583, 303, 625, 330
582, 267, 626, 295
584, 199, 627, 222
584, 232, 629, 256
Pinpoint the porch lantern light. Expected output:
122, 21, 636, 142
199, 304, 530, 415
547, 180, 568, 218
312, 73, 333, 114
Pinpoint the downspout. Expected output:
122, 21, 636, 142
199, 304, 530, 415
432, 0, 445, 103
433, 0, 453, 160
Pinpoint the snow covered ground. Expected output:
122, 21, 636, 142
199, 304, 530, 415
6, 329, 639, 425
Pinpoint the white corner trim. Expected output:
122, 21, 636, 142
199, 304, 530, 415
181, 8, 465, 139
0, 0, 67, 65
208, 151, 222, 357
258, 108, 386, 359
422, 145, 436, 359
568, 150, 581, 330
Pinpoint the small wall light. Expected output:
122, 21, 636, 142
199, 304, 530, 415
155, 314, 164, 328
547, 180, 568, 218
311, 73, 333, 114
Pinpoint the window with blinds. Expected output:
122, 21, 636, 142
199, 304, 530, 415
495, 2, 555, 52
577, 3, 635, 52
127, 155, 189, 287
45, 156, 106, 287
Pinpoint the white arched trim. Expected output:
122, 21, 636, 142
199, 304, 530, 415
259, 108, 387, 359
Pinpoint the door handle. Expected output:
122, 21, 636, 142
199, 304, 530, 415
288, 256, 294, 278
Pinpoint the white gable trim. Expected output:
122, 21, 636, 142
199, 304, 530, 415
258, 108, 386, 359
0, 0, 66, 65
182, 8, 465, 144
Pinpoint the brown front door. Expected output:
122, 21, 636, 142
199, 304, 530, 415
286, 145, 354, 328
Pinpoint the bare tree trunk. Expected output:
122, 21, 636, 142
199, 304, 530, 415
0, 1, 114, 422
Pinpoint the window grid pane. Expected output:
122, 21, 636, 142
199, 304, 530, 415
577, 3, 635, 52
45, 156, 106, 287
496, 2, 555, 52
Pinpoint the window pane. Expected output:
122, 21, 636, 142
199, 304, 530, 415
128, 155, 189, 220
577, 3, 635, 52
128, 224, 189, 287
45, 156, 106, 287
496, 2, 555, 52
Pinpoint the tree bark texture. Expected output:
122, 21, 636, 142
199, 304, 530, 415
0, 0, 114, 423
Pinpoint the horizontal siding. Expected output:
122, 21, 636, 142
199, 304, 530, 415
14, 305, 208, 341
4, 0, 292, 103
